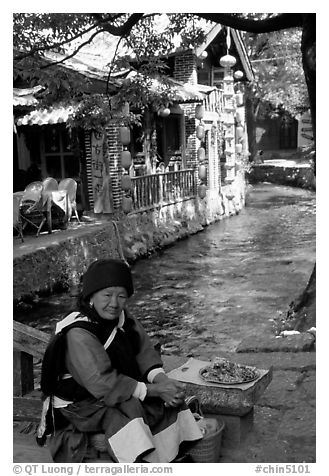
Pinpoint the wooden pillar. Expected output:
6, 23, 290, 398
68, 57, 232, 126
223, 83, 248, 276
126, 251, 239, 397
13, 350, 34, 396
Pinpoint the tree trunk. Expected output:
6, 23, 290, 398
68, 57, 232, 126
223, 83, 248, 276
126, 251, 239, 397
286, 264, 316, 332
286, 14, 316, 330
244, 83, 257, 162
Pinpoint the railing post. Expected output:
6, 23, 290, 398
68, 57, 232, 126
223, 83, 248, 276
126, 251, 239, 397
13, 350, 34, 396
159, 174, 163, 203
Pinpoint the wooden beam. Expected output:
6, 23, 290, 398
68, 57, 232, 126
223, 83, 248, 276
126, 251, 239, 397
13, 321, 51, 360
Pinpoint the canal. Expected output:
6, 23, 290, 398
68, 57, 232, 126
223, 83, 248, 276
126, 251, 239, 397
14, 183, 316, 359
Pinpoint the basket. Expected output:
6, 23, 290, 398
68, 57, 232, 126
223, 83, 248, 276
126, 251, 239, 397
89, 433, 107, 452
186, 396, 225, 463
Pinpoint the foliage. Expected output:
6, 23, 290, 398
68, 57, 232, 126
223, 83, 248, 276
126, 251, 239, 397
13, 13, 93, 53
66, 94, 142, 132
244, 28, 309, 117
124, 14, 207, 59
13, 13, 313, 126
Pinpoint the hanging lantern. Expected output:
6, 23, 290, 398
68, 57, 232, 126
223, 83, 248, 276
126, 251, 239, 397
195, 104, 205, 120
122, 196, 133, 213
236, 93, 244, 106
236, 126, 244, 140
198, 165, 207, 181
196, 125, 205, 140
219, 54, 237, 68
158, 107, 171, 118
121, 174, 132, 191
121, 150, 132, 169
197, 147, 206, 161
235, 143, 243, 154
119, 126, 131, 146
234, 70, 244, 80
236, 109, 244, 124
198, 184, 207, 199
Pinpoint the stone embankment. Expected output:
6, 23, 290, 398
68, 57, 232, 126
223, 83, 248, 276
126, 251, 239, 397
247, 149, 315, 191
248, 163, 315, 190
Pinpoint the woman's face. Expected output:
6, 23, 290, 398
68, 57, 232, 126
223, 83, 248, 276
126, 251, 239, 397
90, 286, 128, 321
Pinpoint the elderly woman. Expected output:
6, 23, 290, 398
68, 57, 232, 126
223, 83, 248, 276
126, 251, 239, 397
38, 258, 202, 463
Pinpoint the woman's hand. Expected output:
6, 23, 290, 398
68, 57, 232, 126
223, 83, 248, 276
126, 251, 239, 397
147, 376, 186, 407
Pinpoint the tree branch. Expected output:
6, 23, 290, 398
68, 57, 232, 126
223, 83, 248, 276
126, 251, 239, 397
195, 13, 303, 33
39, 29, 106, 69
14, 22, 101, 61
91, 13, 145, 37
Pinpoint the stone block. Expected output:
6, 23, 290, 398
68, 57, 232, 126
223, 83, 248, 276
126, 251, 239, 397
217, 352, 316, 372
299, 371, 316, 403
278, 404, 316, 447
257, 371, 302, 410
166, 357, 273, 416
236, 333, 315, 353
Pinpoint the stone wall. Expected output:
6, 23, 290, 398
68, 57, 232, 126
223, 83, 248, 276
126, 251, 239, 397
13, 174, 246, 303
248, 164, 315, 191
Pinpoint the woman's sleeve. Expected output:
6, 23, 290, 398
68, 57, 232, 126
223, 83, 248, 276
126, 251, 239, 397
65, 328, 138, 406
132, 317, 164, 380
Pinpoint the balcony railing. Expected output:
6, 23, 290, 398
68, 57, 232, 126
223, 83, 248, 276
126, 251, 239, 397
203, 88, 224, 115
131, 169, 196, 211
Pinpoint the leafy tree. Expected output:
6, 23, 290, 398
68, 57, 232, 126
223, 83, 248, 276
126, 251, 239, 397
13, 13, 316, 139
237, 24, 309, 161
13, 12, 316, 330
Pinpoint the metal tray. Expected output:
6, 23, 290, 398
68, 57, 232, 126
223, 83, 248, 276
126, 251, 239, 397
199, 365, 260, 385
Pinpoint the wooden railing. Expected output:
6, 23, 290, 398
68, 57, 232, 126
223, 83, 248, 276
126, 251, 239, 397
131, 169, 196, 210
14, 321, 50, 397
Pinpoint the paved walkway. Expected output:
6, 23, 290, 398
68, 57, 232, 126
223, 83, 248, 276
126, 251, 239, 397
13, 215, 111, 259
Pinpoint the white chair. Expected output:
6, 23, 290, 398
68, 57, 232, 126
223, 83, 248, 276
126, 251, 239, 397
58, 178, 80, 223
42, 177, 58, 193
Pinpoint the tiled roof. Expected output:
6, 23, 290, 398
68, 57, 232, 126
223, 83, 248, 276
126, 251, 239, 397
15, 104, 77, 126
14, 76, 212, 127
13, 86, 44, 106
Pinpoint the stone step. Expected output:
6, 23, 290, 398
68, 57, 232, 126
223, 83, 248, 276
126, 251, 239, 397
236, 333, 315, 353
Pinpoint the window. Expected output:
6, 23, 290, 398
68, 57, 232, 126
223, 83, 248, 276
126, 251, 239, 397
156, 113, 184, 167
211, 68, 225, 88
130, 123, 144, 159
41, 125, 80, 179
197, 68, 211, 86
197, 67, 224, 88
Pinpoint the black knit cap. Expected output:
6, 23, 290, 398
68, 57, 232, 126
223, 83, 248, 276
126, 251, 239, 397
82, 258, 134, 299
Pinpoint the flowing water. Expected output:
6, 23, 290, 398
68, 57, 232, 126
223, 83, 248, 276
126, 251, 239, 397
14, 183, 316, 358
